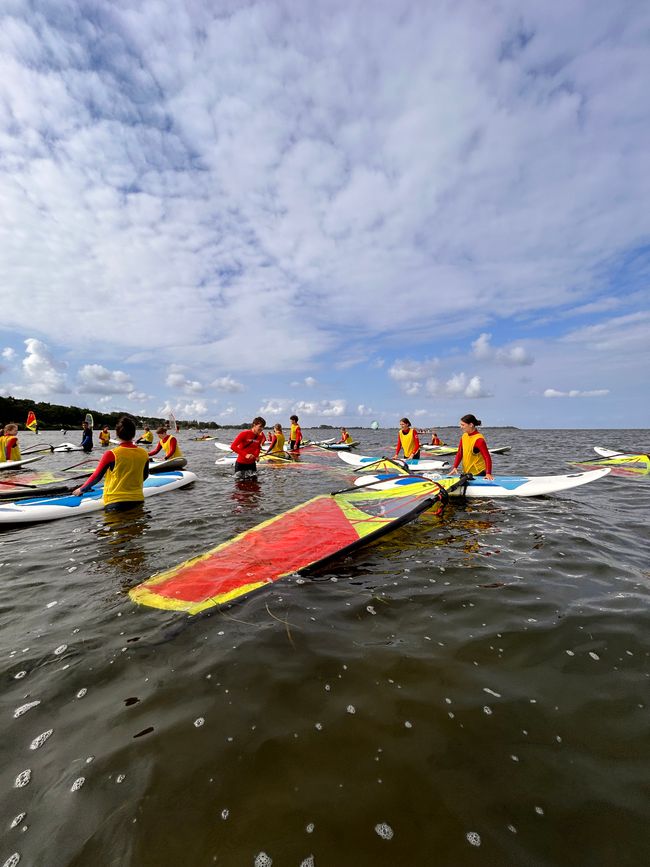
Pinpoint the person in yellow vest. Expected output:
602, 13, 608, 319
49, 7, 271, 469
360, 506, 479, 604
449, 414, 493, 479
136, 425, 154, 445
338, 427, 353, 445
73, 416, 149, 512
288, 415, 302, 450
0, 423, 21, 462
265, 423, 286, 454
394, 417, 420, 460
99, 426, 111, 447
148, 426, 183, 461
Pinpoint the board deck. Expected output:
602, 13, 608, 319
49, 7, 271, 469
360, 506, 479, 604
353, 468, 611, 497
337, 451, 449, 470
420, 444, 511, 456
0, 471, 196, 525
0, 455, 46, 472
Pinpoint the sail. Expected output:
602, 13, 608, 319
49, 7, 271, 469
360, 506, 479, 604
130, 477, 458, 614
26, 411, 38, 432
85, 413, 94, 428
168, 410, 179, 432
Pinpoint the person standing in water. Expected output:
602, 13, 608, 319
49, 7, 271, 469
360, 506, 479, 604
148, 426, 183, 461
80, 421, 93, 453
288, 415, 303, 451
99, 426, 111, 447
230, 416, 266, 479
449, 414, 493, 479
73, 416, 149, 511
265, 423, 285, 455
0, 423, 21, 462
394, 418, 420, 460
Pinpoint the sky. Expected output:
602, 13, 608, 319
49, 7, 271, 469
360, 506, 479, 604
0, 0, 648, 429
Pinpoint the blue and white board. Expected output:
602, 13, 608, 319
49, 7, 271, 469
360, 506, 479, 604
0, 471, 196, 525
0, 455, 46, 472
353, 468, 610, 498
337, 451, 449, 471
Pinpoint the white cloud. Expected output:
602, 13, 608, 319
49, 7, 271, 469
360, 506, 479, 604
175, 399, 209, 417
472, 333, 534, 366
166, 365, 204, 394
211, 375, 244, 393
304, 376, 317, 387
78, 364, 134, 395
259, 398, 289, 416
22, 338, 69, 394
544, 388, 609, 398
425, 373, 492, 399
293, 399, 347, 417
357, 404, 374, 416
2, 347, 16, 360
389, 358, 440, 382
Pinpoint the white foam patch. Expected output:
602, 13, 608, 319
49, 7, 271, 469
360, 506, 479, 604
76, 689, 87, 699
346, 705, 356, 714
14, 671, 27, 680
53, 644, 68, 656
374, 822, 393, 840
221, 809, 229, 820
194, 717, 205, 728
10, 813, 26, 829
2, 854, 20, 867
30, 730, 53, 750
466, 831, 481, 846
14, 701, 40, 718
299, 858, 314, 867
14, 770, 31, 788
254, 854, 272, 867
70, 777, 85, 792
305, 823, 314, 833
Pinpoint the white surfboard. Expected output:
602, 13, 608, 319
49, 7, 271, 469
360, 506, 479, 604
353, 468, 611, 497
52, 442, 85, 453
337, 451, 449, 470
0, 471, 197, 525
0, 454, 46, 472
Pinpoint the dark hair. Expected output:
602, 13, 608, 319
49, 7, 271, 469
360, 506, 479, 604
156, 426, 167, 435
400, 417, 411, 427
461, 414, 481, 426
116, 416, 136, 440
290, 414, 299, 422
252, 416, 266, 427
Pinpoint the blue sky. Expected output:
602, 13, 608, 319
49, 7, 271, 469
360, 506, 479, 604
0, 0, 648, 428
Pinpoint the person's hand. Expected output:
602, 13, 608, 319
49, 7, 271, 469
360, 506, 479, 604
72, 487, 83, 497
485, 473, 494, 480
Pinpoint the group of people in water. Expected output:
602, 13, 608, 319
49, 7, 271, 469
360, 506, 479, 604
1, 410, 493, 508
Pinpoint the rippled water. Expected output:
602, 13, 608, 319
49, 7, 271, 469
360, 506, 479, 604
1, 429, 649, 866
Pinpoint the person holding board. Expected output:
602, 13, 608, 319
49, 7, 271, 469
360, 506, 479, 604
449, 414, 493, 480
230, 417, 266, 478
73, 416, 149, 512
394, 418, 420, 460
148, 426, 183, 461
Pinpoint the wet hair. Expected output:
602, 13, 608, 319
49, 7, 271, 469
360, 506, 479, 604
461, 414, 481, 427
290, 414, 299, 422
252, 416, 266, 427
156, 426, 168, 435
400, 417, 411, 427
116, 416, 136, 440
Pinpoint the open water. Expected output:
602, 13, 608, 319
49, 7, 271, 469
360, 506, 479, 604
1, 428, 649, 867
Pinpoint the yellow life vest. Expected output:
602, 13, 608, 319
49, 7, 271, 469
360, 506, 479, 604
0, 435, 21, 461
99, 430, 111, 446
140, 431, 153, 443
160, 434, 183, 459
103, 445, 150, 506
290, 422, 300, 441
342, 433, 353, 444
460, 432, 487, 475
269, 432, 285, 454
398, 428, 417, 458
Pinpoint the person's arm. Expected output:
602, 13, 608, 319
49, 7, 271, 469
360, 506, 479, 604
394, 434, 401, 458
450, 441, 463, 472
476, 438, 493, 477
265, 435, 277, 454
148, 442, 162, 457
295, 426, 302, 445
412, 430, 420, 454
166, 436, 178, 455
5, 437, 18, 459
73, 450, 115, 495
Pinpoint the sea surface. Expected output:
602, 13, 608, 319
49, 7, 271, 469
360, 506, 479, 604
1, 428, 649, 867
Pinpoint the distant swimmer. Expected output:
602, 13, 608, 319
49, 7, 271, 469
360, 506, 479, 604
338, 427, 353, 445
99, 426, 111, 447
230, 416, 266, 479
288, 414, 303, 451
0, 423, 21, 462
136, 425, 154, 445
148, 426, 184, 461
449, 414, 493, 480
265, 423, 285, 455
73, 416, 149, 512
394, 417, 420, 460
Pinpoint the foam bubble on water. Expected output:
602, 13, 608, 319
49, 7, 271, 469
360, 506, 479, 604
14, 770, 31, 788
565, 650, 575, 656
10, 813, 26, 829
86, 756, 94, 764
444, 698, 452, 704
14, 671, 27, 680
404, 721, 412, 729
2, 854, 20, 867
324, 684, 331, 691
366, 605, 376, 615
70, 777, 85, 792
305, 823, 314, 833
483, 687, 501, 698
221, 809, 229, 820
374, 822, 393, 840
76, 688, 87, 699
254, 853, 272, 867
535, 806, 544, 816
194, 717, 205, 728
346, 705, 356, 714
116, 774, 126, 783
483, 706, 492, 715
588, 651, 600, 661
53, 644, 67, 656
510, 755, 519, 762
314, 723, 323, 730
14, 701, 40, 718
46, 601, 58, 608
299, 857, 314, 867
466, 831, 481, 847
30, 729, 53, 750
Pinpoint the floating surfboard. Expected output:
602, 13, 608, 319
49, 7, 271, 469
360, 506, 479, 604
337, 451, 449, 470
130, 475, 463, 614
52, 442, 85, 453
0, 471, 196, 525
353, 468, 611, 497
0, 455, 46, 472
571, 450, 649, 475
148, 457, 187, 473
215, 452, 295, 467
316, 441, 360, 451
420, 444, 511, 456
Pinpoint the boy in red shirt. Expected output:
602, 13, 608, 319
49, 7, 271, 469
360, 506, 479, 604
230, 416, 266, 479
